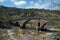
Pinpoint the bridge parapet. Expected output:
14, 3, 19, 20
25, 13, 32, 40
12, 17, 40, 21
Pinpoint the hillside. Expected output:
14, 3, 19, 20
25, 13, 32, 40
0, 6, 60, 19
0, 6, 60, 40
0, 6, 60, 28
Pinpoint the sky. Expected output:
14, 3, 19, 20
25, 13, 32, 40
0, 0, 60, 10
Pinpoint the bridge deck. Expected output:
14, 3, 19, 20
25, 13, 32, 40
12, 17, 41, 21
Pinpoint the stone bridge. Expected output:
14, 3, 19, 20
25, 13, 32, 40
10, 17, 48, 28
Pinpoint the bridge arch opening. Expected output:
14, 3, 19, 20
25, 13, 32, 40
22, 20, 40, 29
9, 19, 48, 30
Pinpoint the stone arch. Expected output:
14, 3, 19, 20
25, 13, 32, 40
22, 20, 30, 29
22, 20, 41, 29
9, 20, 48, 29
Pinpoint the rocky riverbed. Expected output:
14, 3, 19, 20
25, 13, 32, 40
6, 29, 56, 40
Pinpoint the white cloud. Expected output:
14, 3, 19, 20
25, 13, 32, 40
10, 0, 57, 10
35, 3, 39, 6
51, 6, 60, 10
10, 0, 26, 6
30, 1, 34, 4
0, 0, 7, 2
14, 1, 26, 5
38, 0, 42, 3
26, 2, 51, 9
10, 0, 16, 2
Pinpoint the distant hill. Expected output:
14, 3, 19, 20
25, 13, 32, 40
0, 6, 60, 28
0, 6, 60, 19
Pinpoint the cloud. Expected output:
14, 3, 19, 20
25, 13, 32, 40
10, 0, 17, 2
9, 0, 59, 10
30, 1, 34, 4
10, 0, 26, 6
26, 2, 51, 9
14, 1, 26, 5
48, 0, 60, 10
35, 3, 39, 6
0, 0, 7, 2
26, 0, 51, 9
38, 0, 42, 3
